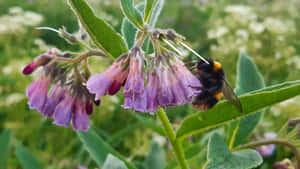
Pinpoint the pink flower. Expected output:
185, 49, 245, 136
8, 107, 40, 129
86, 54, 129, 100
26, 72, 50, 112
122, 47, 147, 112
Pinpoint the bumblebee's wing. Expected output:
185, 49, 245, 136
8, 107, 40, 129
222, 80, 243, 113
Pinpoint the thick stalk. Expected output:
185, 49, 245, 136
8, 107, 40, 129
157, 108, 189, 169
234, 139, 300, 169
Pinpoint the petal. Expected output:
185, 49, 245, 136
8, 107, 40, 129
132, 92, 147, 112
72, 99, 89, 131
27, 75, 50, 112
53, 95, 74, 127
41, 85, 65, 117
86, 73, 112, 100
122, 96, 133, 109
145, 72, 159, 112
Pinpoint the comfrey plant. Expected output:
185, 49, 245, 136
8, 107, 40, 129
19, 0, 300, 169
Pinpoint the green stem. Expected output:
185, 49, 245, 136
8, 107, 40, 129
234, 139, 300, 168
157, 108, 190, 169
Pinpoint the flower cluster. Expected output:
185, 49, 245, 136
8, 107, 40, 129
23, 48, 98, 131
24, 28, 202, 130
87, 46, 202, 113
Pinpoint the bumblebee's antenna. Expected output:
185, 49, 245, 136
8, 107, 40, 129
162, 39, 184, 56
179, 41, 209, 64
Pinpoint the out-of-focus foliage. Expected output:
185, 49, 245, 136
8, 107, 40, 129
0, 0, 300, 169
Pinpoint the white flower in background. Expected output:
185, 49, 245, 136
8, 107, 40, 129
287, 56, 300, 69
224, 5, 257, 21
236, 29, 249, 40
34, 38, 52, 51
6, 93, 26, 106
0, 6, 43, 36
225, 5, 252, 15
23, 11, 43, 26
9, 6, 23, 14
207, 26, 229, 39
153, 134, 166, 147
264, 17, 295, 34
249, 22, 265, 34
275, 52, 282, 59
253, 40, 262, 49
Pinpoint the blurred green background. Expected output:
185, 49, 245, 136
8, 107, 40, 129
0, 0, 299, 168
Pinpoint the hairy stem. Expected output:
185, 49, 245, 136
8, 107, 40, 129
234, 139, 300, 168
52, 50, 105, 63
157, 108, 190, 169
74, 64, 87, 83
135, 31, 148, 47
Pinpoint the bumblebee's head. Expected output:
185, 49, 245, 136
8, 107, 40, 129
197, 59, 223, 73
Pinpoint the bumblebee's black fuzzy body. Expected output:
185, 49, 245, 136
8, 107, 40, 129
191, 60, 225, 110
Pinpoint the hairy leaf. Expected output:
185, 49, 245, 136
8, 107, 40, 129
0, 129, 10, 169
121, 0, 144, 29
121, 0, 163, 51
122, 18, 137, 49
228, 52, 265, 147
15, 143, 43, 169
148, 0, 164, 28
176, 80, 300, 139
144, 0, 157, 23
77, 129, 137, 169
144, 142, 166, 169
205, 133, 262, 169
103, 154, 128, 169
67, 0, 128, 58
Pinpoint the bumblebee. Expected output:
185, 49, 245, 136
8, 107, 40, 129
188, 59, 242, 112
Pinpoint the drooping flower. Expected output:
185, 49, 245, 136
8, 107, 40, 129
144, 71, 159, 113
52, 80, 95, 131
72, 97, 90, 131
86, 54, 129, 100
256, 132, 277, 157
26, 71, 50, 112
144, 52, 202, 113
122, 47, 147, 112
53, 93, 74, 128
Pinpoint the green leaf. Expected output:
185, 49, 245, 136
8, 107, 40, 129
121, 0, 163, 50
67, 0, 128, 58
176, 80, 300, 139
144, 0, 157, 23
0, 129, 10, 169
15, 143, 43, 169
103, 154, 128, 169
228, 52, 265, 147
133, 114, 165, 136
77, 128, 137, 169
122, 18, 137, 49
235, 52, 265, 94
205, 133, 262, 169
144, 142, 166, 169
148, 0, 164, 28
121, 0, 144, 29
